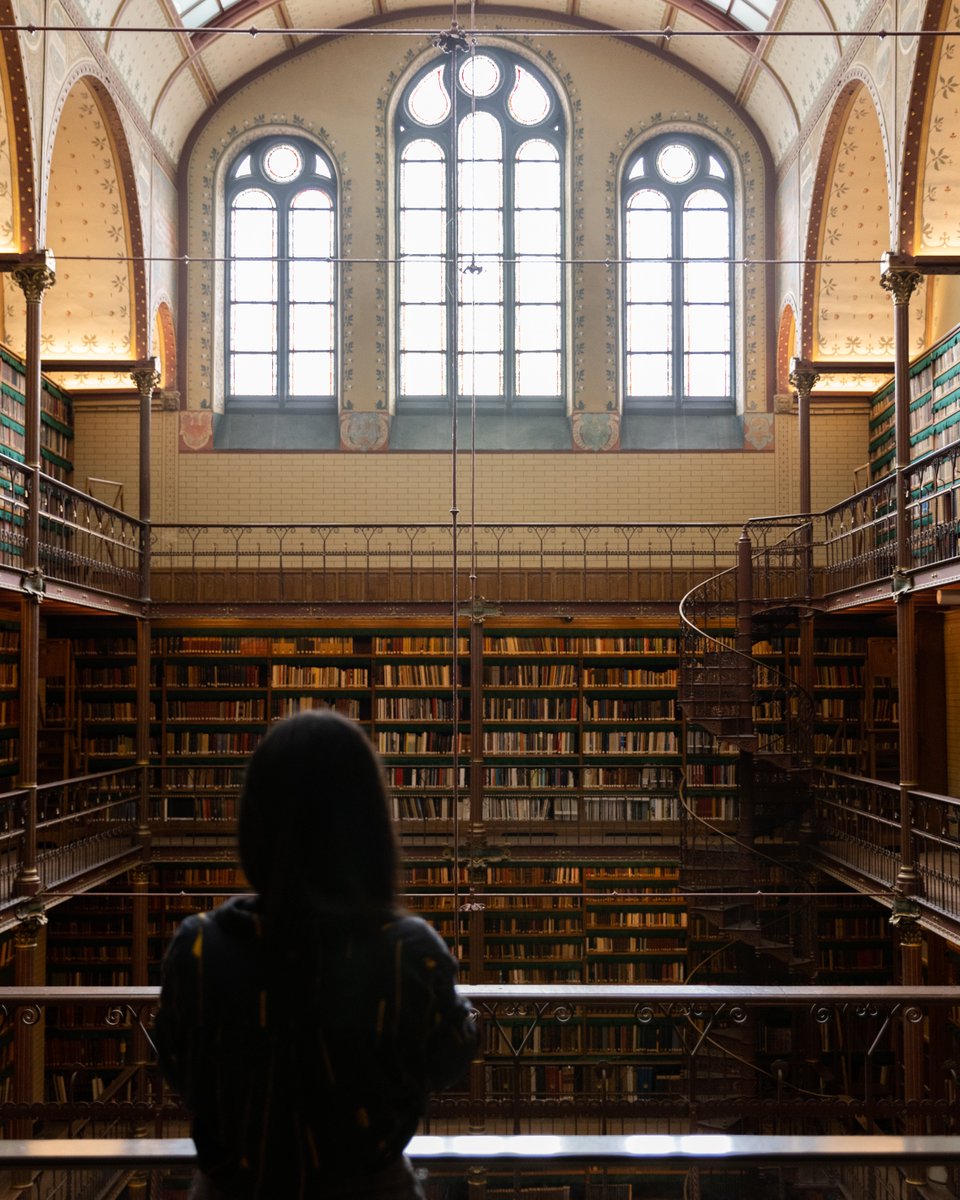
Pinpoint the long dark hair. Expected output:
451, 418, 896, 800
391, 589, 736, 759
238, 710, 399, 937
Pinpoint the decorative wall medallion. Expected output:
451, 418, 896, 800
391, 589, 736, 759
179, 410, 214, 452
571, 411, 620, 452
339, 410, 390, 452
743, 412, 775, 451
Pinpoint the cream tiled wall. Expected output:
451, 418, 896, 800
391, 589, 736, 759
72, 404, 869, 527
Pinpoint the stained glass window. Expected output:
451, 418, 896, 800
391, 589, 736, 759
226, 136, 337, 409
623, 133, 734, 411
397, 49, 565, 409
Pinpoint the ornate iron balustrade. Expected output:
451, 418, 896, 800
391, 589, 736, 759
0, 985, 956, 1142
0, 770, 141, 915
149, 522, 799, 606
0, 455, 144, 601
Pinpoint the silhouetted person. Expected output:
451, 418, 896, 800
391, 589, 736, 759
156, 710, 477, 1199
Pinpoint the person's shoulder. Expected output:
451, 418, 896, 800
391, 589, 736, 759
166, 897, 260, 958
385, 911, 454, 959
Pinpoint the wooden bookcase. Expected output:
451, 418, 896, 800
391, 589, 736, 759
0, 348, 74, 482
0, 620, 18, 787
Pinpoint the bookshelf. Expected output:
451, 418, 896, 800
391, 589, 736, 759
0, 620, 17, 786
0, 348, 74, 484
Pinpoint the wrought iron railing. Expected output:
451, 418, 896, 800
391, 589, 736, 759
0, 984, 956, 1142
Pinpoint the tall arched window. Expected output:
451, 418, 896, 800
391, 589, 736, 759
396, 48, 565, 410
622, 133, 734, 411
226, 136, 337, 409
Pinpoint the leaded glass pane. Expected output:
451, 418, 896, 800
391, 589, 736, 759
289, 351, 334, 396
458, 304, 502, 353
232, 259, 275, 303
516, 304, 560, 352
459, 54, 500, 97
231, 303, 277, 352
401, 261, 445, 304
458, 160, 503, 209
626, 262, 671, 304
685, 305, 730, 351
401, 303, 446, 352
627, 304, 671, 352
460, 261, 503, 306
508, 65, 550, 125
517, 351, 560, 395
627, 353, 670, 396
657, 143, 697, 183
685, 352, 730, 396
460, 211, 503, 259
408, 65, 451, 126
290, 303, 334, 352
684, 212, 729, 258
515, 158, 560, 206
514, 210, 561, 255
626, 199, 671, 259
401, 209, 447, 256
231, 353, 276, 395
401, 352, 446, 395
401, 158, 446, 204
459, 351, 502, 395
516, 260, 560, 305
684, 261, 730, 304
459, 111, 502, 162
263, 143, 302, 183
290, 260, 334, 304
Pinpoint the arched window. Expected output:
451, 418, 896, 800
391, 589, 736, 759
622, 133, 734, 411
226, 136, 337, 409
396, 48, 565, 410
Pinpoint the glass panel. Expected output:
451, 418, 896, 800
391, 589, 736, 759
263, 143, 302, 183
459, 54, 500, 97
460, 211, 503, 259
179, 0, 218, 29
516, 260, 560, 305
627, 304, 671, 352
459, 351, 502, 395
516, 304, 560, 352
233, 187, 274, 211
626, 199, 671, 259
627, 353, 670, 396
289, 351, 334, 396
627, 155, 645, 179
314, 153, 333, 179
459, 111, 502, 161
685, 352, 730, 396
684, 262, 730, 304
402, 352, 446, 395
290, 260, 334, 304
626, 262, 671, 304
401, 159, 446, 204
515, 158, 561, 207
402, 138, 444, 163
517, 351, 561, 395
507, 65, 550, 125
231, 303, 277, 352
290, 303, 334, 352
460, 260, 503, 306
458, 304, 502, 353
232, 204, 277, 259
401, 210, 447, 256
683, 207, 730, 259
400, 304, 446, 352
290, 201, 333, 260
458, 160, 502, 209
657, 143, 697, 183
233, 154, 252, 179
686, 187, 729, 211
230, 353, 276, 396
401, 260, 445, 303
515, 210, 560, 256
708, 155, 726, 179
685, 305, 730, 351
232, 259, 275, 303
408, 65, 451, 126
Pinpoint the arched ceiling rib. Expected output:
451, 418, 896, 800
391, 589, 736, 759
54, 0, 882, 170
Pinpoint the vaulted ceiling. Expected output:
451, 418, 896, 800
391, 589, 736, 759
79, 0, 882, 169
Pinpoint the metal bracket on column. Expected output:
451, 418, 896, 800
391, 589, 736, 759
891, 569, 912, 598
20, 570, 45, 600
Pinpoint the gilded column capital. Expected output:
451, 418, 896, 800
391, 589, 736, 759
11, 263, 56, 303
880, 268, 923, 306
14, 904, 47, 949
131, 365, 161, 397
788, 367, 820, 398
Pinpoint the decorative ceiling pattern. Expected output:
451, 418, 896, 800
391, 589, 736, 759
60, 0, 883, 169
812, 84, 926, 364
918, 0, 960, 249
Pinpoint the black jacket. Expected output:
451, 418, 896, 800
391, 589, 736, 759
156, 897, 476, 1198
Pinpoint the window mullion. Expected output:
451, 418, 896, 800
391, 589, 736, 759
672, 191, 684, 412
503, 117, 516, 409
